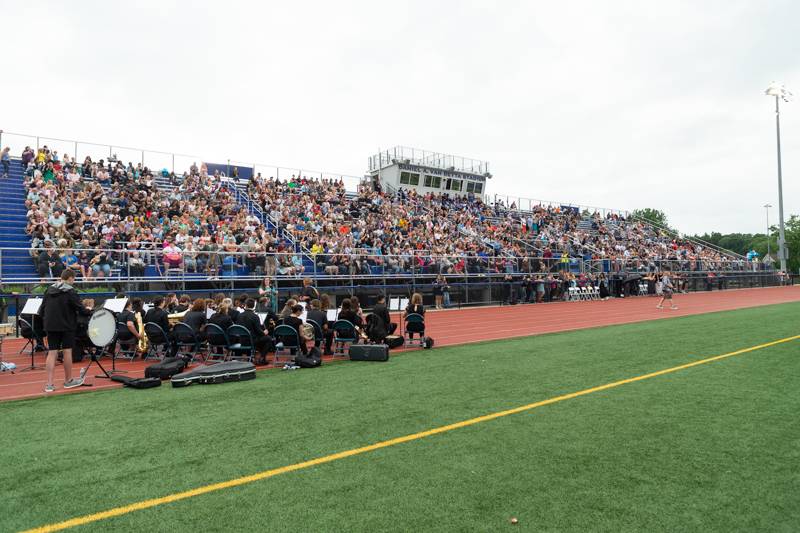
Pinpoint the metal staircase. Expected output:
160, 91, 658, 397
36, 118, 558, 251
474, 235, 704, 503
0, 159, 36, 280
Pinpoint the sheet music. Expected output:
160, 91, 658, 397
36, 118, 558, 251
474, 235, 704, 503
389, 298, 401, 311
399, 298, 409, 310
326, 309, 338, 321
206, 308, 215, 319
143, 304, 153, 313
257, 313, 267, 324
298, 301, 307, 309
103, 298, 128, 313
21, 298, 43, 316
300, 310, 308, 323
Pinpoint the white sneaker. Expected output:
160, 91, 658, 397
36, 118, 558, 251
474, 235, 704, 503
671, 306, 678, 310
63, 377, 85, 389
44, 384, 55, 393
656, 305, 663, 309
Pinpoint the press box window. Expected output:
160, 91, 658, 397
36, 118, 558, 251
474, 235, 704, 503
400, 172, 420, 185
424, 175, 441, 188
446, 179, 462, 191
466, 181, 483, 193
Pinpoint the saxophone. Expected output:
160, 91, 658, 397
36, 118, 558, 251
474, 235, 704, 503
136, 312, 148, 353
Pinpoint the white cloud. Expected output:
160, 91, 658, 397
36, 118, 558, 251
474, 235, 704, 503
2, 0, 798, 234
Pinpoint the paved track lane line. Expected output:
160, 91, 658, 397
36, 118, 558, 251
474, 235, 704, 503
19, 334, 800, 533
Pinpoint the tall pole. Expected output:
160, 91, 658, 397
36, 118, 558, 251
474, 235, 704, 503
774, 95, 788, 272
764, 203, 772, 260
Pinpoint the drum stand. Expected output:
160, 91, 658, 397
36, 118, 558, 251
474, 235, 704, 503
95, 342, 127, 379
82, 343, 127, 384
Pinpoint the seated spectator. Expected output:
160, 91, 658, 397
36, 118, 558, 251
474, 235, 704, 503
163, 239, 183, 270
89, 246, 112, 278
37, 243, 64, 280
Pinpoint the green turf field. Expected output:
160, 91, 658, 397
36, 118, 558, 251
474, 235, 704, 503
2, 303, 799, 532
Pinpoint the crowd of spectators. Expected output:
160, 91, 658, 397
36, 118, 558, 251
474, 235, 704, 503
17, 145, 747, 282
21, 146, 302, 280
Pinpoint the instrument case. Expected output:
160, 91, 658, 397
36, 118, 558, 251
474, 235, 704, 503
171, 361, 256, 388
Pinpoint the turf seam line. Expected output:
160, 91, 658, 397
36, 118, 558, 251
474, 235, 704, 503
19, 334, 800, 533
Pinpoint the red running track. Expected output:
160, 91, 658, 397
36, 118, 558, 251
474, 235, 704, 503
1, 285, 798, 403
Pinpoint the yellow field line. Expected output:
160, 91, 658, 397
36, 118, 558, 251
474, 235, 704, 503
20, 334, 800, 533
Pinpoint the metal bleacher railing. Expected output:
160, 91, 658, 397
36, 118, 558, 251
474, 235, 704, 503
1, 247, 775, 285
0, 130, 367, 193
487, 193, 745, 262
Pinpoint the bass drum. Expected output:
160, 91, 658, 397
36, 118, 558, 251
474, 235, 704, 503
88, 308, 117, 347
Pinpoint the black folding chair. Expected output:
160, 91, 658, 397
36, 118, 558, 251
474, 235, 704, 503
115, 322, 138, 361
143, 322, 172, 361
404, 313, 426, 347
332, 320, 358, 356
306, 319, 325, 349
273, 324, 300, 364
172, 323, 202, 363
226, 325, 254, 363
205, 323, 229, 363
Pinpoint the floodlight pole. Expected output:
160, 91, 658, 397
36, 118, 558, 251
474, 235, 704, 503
772, 95, 788, 273
764, 203, 772, 260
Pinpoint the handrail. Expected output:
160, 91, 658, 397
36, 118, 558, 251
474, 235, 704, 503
628, 214, 745, 260
490, 193, 630, 219
0, 129, 365, 191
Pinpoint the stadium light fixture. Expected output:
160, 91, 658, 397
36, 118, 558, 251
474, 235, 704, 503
765, 82, 792, 272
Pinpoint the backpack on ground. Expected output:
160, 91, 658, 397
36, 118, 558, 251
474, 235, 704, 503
385, 335, 404, 349
423, 337, 434, 349
295, 346, 322, 368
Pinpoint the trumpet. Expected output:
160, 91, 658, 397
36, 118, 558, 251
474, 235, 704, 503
168, 309, 188, 327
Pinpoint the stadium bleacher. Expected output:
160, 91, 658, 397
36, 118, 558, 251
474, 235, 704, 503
0, 143, 757, 286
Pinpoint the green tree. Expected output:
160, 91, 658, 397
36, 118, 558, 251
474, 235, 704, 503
782, 215, 800, 273
631, 208, 670, 230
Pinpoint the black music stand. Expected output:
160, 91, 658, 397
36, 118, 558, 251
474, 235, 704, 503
19, 342, 45, 372
19, 299, 46, 372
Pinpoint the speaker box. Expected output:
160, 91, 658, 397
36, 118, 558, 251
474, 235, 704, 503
349, 344, 389, 362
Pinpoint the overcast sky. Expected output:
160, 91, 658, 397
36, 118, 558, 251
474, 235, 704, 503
4, 0, 799, 234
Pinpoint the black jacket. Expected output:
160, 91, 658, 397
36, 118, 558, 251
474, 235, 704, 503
405, 304, 425, 316
301, 285, 319, 302
40, 281, 91, 332
208, 311, 233, 332
338, 309, 362, 327
372, 303, 391, 330
144, 307, 171, 333
181, 311, 207, 332
235, 310, 266, 339
306, 309, 328, 331
282, 315, 304, 337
